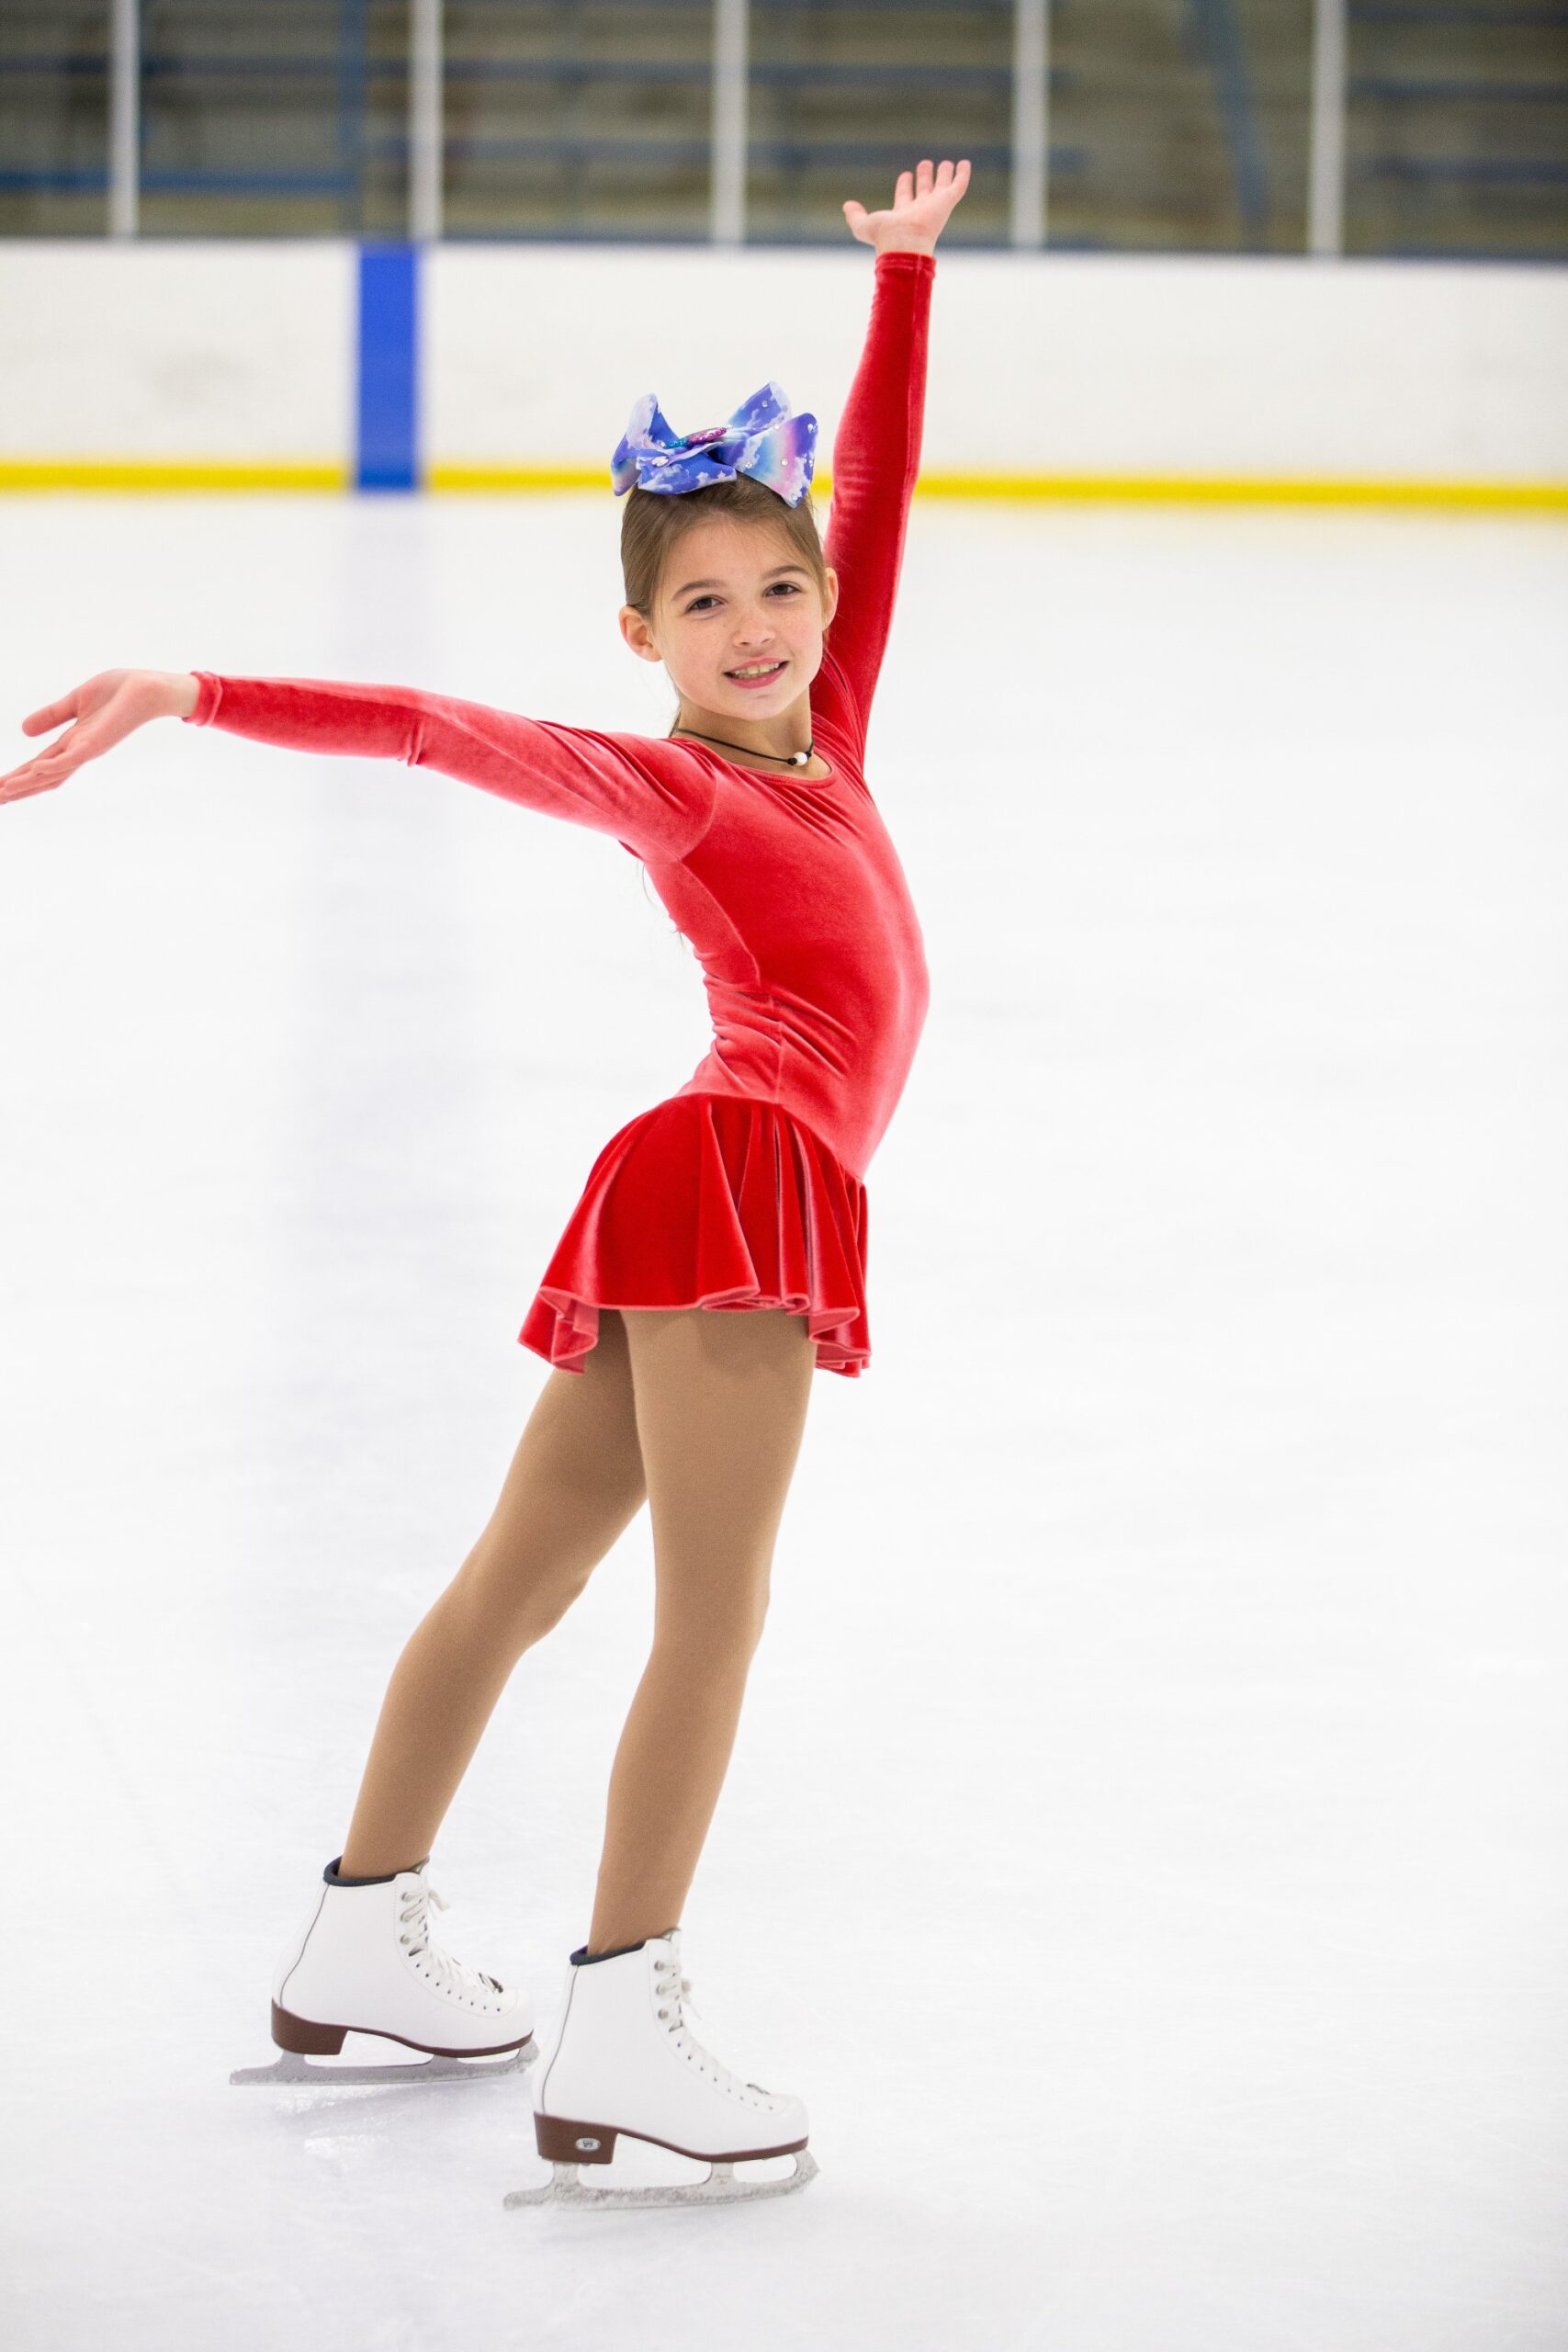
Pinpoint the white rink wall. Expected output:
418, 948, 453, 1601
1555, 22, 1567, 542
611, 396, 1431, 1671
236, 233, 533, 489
427, 244, 1568, 486
2, 238, 1566, 487
0, 243, 355, 466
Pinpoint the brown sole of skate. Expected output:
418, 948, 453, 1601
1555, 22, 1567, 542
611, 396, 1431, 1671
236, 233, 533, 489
230, 1999, 538, 2086
503, 2112, 818, 2208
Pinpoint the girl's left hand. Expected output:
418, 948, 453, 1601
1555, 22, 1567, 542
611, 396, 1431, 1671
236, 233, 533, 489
843, 157, 971, 255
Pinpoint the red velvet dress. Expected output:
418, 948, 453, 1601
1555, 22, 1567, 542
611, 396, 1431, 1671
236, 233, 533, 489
182, 248, 935, 1377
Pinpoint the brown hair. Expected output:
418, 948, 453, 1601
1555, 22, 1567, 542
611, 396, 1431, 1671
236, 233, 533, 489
619, 474, 829, 619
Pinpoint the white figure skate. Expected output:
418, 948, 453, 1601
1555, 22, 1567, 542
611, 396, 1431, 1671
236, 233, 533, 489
231, 1856, 536, 2086
504, 1928, 817, 2208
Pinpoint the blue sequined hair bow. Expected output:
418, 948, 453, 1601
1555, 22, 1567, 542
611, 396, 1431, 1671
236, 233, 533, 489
611, 380, 818, 507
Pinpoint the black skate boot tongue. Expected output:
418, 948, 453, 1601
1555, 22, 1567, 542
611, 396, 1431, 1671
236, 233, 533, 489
570, 1928, 679, 1965
323, 1855, 428, 1886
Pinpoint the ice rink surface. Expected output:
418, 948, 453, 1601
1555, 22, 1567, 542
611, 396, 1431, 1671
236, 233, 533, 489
2, 490, 1565, 2350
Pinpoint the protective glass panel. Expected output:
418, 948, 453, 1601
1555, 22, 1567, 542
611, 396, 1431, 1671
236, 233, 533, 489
0, 0, 1562, 255
1344, 0, 1568, 262
1046, 0, 1303, 254
747, 0, 1013, 244
442, 0, 714, 240
0, 1, 111, 235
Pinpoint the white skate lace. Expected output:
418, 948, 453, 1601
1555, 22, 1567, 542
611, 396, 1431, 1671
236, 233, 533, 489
398, 1881, 504, 2003
653, 1955, 771, 2099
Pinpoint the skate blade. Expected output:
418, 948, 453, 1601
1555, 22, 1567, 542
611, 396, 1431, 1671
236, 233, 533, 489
231, 2034, 537, 2088
503, 2148, 818, 2210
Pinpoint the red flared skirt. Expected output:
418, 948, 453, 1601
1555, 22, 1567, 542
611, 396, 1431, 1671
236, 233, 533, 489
518, 1091, 872, 1377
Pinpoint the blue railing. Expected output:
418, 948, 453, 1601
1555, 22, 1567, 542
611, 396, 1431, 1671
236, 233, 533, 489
1182, 0, 1271, 245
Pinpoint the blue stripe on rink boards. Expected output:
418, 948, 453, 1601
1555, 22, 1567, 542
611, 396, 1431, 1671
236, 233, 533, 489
355, 243, 419, 492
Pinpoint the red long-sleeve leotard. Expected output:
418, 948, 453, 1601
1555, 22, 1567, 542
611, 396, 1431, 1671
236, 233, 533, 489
182, 247, 935, 1374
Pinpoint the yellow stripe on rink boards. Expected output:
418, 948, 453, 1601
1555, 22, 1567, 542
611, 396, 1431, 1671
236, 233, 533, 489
2, 458, 1566, 511
0, 460, 348, 491
913, 471, 1568, 512
427, 466, 626, 492
426, 464, 1568, 512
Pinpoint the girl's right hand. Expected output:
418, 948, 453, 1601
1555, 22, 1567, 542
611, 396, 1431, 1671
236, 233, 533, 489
1, 668, 197, 805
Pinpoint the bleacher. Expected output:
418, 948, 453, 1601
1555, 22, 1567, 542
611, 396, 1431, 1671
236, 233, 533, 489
0, 0, 1562, 256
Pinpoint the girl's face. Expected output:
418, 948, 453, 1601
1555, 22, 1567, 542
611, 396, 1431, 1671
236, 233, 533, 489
620, 514, 839, 723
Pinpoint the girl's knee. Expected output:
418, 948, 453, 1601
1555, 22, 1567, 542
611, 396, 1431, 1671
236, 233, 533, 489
654, 1584, 770, 1669
450, 1540, 595, 1646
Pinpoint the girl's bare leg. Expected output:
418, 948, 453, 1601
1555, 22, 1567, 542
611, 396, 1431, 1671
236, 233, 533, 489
585, 1306, 816, 1956
337, 1310, 647, 1878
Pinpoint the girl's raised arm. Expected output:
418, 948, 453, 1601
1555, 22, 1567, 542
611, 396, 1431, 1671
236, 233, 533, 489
3, 668, 716, 869
820, 157, 967, 760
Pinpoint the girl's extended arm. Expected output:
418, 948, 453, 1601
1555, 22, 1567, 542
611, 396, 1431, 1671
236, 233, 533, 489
3, 667, 716, 866
177, 673, 716, 863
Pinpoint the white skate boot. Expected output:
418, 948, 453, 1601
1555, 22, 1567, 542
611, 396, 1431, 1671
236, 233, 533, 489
231, 1855, 537, 2086
504, 1928, 817, 2208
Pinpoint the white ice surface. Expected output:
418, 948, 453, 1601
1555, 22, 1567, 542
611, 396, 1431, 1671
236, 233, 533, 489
1, 491, 1565, 2350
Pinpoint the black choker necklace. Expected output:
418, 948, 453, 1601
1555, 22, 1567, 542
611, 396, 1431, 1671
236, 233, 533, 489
669, 725, 817, 770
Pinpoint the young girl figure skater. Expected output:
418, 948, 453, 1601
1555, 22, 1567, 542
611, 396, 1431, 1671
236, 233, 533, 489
1, 154, 970, 2211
